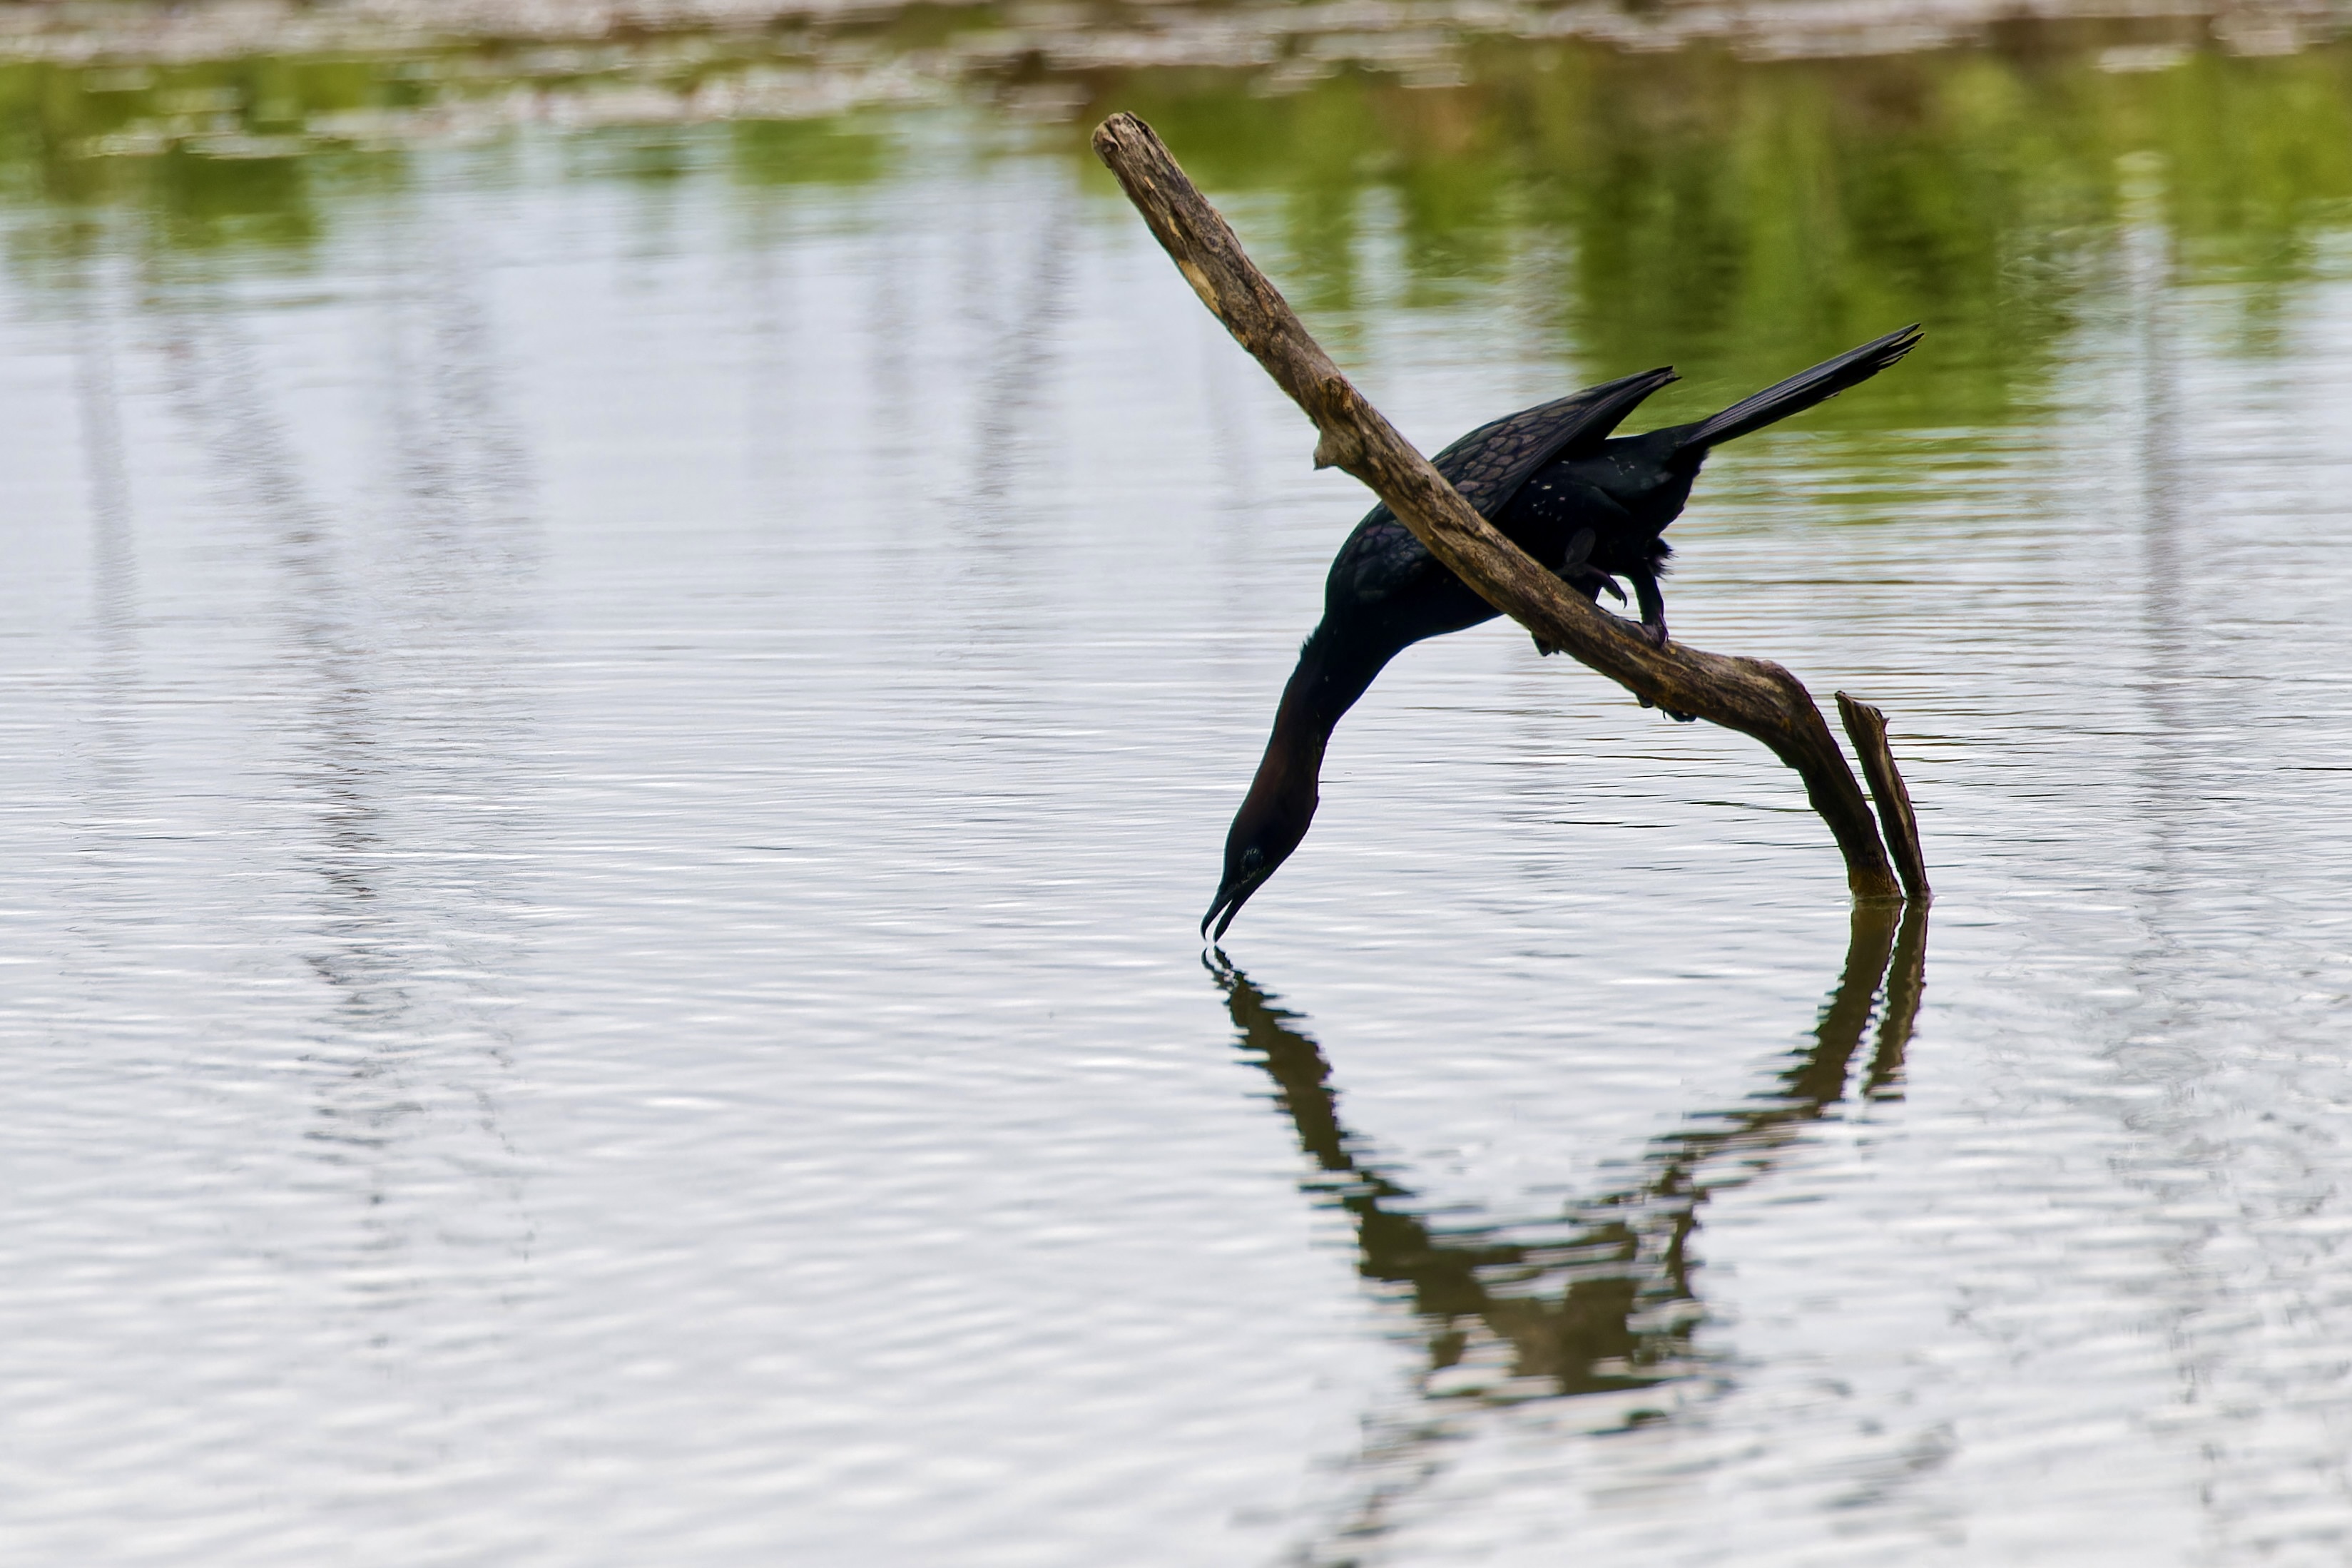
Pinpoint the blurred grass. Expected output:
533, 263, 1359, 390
4, 26, 2349, 426
1097, 44, 2352, 424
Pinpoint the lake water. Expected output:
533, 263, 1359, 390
4, 15, 2352, 1564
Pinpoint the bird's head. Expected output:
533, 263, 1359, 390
1201, 767, 1317, 943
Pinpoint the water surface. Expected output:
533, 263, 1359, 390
4, 19, 2352, 1566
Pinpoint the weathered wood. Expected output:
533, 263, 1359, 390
1092, 111, 1910, 901
1836, 692, 1930, 905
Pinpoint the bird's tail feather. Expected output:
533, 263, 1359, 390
1674, 323, 1921, 453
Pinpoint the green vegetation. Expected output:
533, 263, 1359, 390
729, 116, 892, 188
2, 23, 2348, 422
1087, 43, 2352, 425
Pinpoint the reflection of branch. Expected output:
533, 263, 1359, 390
1211, 903, 1927, 1399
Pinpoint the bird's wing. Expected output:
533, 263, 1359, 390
1325, 367, 1679, 609
1433, 365, 1680, 516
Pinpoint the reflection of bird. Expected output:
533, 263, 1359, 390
1207, 900, 1922, 1405
1202, 325, 1922, 940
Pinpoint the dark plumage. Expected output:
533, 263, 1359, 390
1201, 324, 1922, 940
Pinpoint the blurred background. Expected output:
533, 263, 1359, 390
7, 0, 2351, 387
4, 1, 2352, 1564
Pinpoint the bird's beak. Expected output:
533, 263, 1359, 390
1201, 870, 1270, 943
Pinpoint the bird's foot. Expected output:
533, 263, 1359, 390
1635, 687, 1697, 720
1640, 619, 1670, 649
1532, 634, 1559, 657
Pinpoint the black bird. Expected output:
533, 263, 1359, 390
1201, 324, 1922, 941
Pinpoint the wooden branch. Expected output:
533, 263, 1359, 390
1093, 111, 1911, 902
1836, 693, 1930, 904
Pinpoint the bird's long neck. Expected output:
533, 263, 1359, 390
1244, 621, 1391, 812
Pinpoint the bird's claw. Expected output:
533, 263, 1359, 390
1641, 621, 1670, 649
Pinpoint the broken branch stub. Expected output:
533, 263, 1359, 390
1835, 693, 1930, 905
1091, 111, 1909, 902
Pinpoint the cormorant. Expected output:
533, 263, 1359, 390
1202, 324, 1922, 940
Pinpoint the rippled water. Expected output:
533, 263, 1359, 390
5, 28, 2352, 1566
